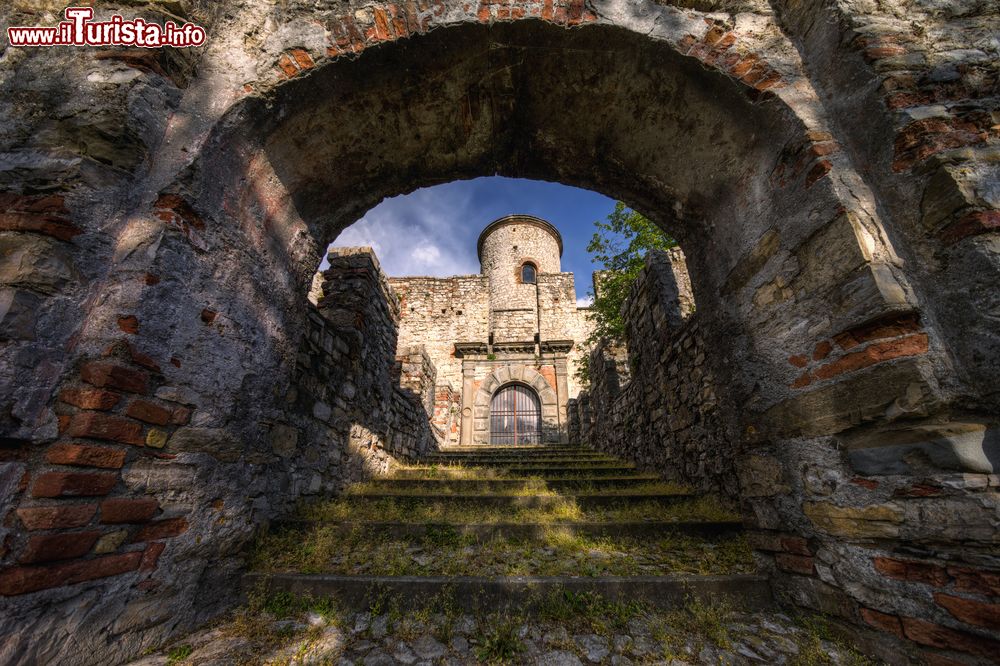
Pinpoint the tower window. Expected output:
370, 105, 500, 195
521, 262, 537, 284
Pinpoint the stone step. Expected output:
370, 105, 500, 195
420, 458, 620, 467
434, 446, 589, 453
427, 446, 606, 454
422, 452, 617, 461
391, 465, 639, 478
243, 572, 774, 612
372, 477, 662, 492
341, 493, 694, 508
418, 461, 637, 470
272, 520, 744, 540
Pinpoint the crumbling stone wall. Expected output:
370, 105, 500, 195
0, 0, 997, 663
389, 275, 489, 391
286, 249, 436, 498
578, 250, 735, 497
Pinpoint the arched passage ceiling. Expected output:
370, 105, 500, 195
191, 20, 816, 297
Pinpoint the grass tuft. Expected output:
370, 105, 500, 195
475, 612, 524, 664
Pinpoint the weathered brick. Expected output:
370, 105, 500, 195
934, 593, 1000, 631
58, 387, 121, 411
805, 159, 832, 188
901, 617, 1000, 658
948, 567, 1000, 598
126, 343, 160, 372
45, 443, 126, 469
80, 361, 149, 394
19, 531, 101, 563
132, 516, 188, 542
125, 400, 172, 426
16, 504, 96, 530
874, 557, 950, 587
0, 551, 142, 595
812, 334, 929, 380
100, 498, 159, 524
833, 314, 922, 350
65, 412, 143, 446
939, 210, 1000, 245
788, 354, 809, 368
117, 315, 139, 334
775, 553, 815, 575
860, 608, 903, 637
0, 212, 82, 242
32, 472, 118, 498
171, 406, 192, 425
140, 542, 166, 571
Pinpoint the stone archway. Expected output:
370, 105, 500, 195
473, 368, 560, 445
1, 2, 997, 664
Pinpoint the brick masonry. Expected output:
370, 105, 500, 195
0, 0, 997, 663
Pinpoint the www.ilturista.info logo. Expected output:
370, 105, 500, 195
7, 7, 206, 48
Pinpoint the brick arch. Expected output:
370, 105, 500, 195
473, 368, 560, 444
4, 1, 993, 663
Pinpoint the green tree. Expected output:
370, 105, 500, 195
577, 202, 677, 385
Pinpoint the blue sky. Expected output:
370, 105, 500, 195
330, 177, 619, 305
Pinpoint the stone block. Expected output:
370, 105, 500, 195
803, 501, 903, 538
737, 455, 789, 497
167, 427, 241, 462
0, 234, 72, 294
0, 288, 40, 340
269, 424, 299, 457
844, 421, 999, 475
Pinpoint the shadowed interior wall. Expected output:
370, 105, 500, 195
0, 1, 996, 664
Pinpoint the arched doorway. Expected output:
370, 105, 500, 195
490, 383, 542, 445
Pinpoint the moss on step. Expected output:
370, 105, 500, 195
296, 495, 737, 524
147, 587, 881, 666
345, 480, 690, 497
250, 526, 754, 578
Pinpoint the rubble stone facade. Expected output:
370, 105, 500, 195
0, 0, 997, 664
389, 215, 594, 445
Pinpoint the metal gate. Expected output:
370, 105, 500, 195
490, 384, 542, 445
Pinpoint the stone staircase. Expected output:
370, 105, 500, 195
245, 444, 772, 614
135, 445, 877, 665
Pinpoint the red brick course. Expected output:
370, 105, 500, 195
125, 400, 172, 426
45, 442, 127, 469
934, 593, 1000, 632
58, 387, 121, 411
100, 498, 159, 524
19, 531, 100, 563
80, 361, 149, 395
0, 551, 142, 596
16, 504, 97, 530
32, 472, 118, 498
132, 516, 189, 542
65, 412, 144, 446
874, 556, 950, 587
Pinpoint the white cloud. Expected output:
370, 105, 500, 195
325, 182, 481, 277
576, 296, 593, 308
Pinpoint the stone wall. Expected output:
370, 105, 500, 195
432, 384, 461, 446
0, 1, 998, 663
577, 250, 735, 496
388, 275, 489, 392
394, 345, 437, 422
0, 245, 434, 664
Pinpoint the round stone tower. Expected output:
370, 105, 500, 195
477, 214, 563, 343
478, 214, 562, 283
